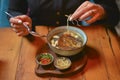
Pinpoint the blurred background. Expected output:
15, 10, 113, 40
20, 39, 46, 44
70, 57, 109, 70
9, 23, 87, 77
0, 0, 10, 27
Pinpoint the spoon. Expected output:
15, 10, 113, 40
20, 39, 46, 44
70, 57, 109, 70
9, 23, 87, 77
5, 12, 46, 37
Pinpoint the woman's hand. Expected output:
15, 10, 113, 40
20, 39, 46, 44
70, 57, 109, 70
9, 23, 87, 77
70, 1, 106, 24
10, 15, 32, 36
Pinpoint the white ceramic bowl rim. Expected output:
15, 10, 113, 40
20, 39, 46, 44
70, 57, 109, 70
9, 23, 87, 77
47, 26, 87, 51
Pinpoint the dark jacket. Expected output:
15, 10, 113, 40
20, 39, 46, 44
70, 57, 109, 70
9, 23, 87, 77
8, 0, 120, 27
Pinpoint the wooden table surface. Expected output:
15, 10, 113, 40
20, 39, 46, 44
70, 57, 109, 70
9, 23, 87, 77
0, 25, 120, 80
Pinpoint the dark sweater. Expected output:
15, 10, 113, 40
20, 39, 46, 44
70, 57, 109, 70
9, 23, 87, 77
8, 0, 120, 27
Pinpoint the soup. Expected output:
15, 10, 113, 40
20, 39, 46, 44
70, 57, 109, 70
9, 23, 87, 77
50, 31, 83, 50
50, 15, 84, 50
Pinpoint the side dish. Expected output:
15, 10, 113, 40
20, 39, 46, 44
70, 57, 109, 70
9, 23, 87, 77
36, 53, 54, 66
54, 57, 72, 70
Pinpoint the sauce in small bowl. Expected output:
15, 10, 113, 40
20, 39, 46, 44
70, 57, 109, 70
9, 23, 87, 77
36, 53, 54, 66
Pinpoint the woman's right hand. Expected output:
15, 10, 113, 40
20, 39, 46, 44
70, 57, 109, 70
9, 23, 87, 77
69, 1, 105, 24
10, 15, 32, 36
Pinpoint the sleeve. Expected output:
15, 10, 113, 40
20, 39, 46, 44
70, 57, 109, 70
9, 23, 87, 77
7, 0, 28, 17
94, 0, 120, 27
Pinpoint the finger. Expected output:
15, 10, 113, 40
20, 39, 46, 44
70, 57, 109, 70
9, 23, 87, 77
12, 28, 17, 32
10, 15, 32, 24
16, 31, 24, 36
10, 23, 14, 27
14, 23, 29, 36
16, 15, 32, 24
12, 28, 22, 33
11, 22, 30, 35
10, 17, 22, 24
80, 10, 96, 20
11, 25, 26, 33
86, 13, 100, 24
11, 23, 24, 30
74, 1, 90, 13
16, 30, 29, 36
23, 22, 32, 30
17, 15, 32, 28
70, 1, 94, 20
11, 23, 27, 34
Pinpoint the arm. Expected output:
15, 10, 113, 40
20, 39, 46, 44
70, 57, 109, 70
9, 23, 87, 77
8, 0, 32, 36
94, 0, 120, 27
70, 0, 120, 27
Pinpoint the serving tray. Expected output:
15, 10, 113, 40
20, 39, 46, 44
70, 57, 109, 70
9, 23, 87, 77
35, 44, 88, 77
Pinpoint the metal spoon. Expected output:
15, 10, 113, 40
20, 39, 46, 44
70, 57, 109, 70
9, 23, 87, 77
5, 12, 46, 37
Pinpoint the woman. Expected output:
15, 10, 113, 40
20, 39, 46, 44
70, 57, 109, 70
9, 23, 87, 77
8, 0, 119, 36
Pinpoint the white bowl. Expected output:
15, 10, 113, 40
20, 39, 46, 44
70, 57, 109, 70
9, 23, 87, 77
47, 26, 87, 56
54, 57, 72, 70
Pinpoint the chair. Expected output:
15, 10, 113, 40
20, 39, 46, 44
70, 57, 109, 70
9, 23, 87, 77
0, 0, 10, 27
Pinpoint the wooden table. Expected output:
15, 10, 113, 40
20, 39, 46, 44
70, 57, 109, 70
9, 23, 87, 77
0, 25, 120, 80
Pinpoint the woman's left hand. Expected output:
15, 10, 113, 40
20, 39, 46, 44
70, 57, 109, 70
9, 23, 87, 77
70, 1, 106, 24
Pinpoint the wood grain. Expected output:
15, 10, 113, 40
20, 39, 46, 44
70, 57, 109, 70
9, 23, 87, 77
51, 25, 120, 80
0, 28, 22, 80
15, 26, 50, 80
0, 25, 119, 80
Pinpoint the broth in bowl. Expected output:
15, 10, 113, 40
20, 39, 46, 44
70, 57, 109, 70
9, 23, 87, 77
47, 26, 87, 56
50, 31, 83, 50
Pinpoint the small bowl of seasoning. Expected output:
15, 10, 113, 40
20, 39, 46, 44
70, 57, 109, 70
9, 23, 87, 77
36, 53, 54, 66
54, 57, 72, 70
